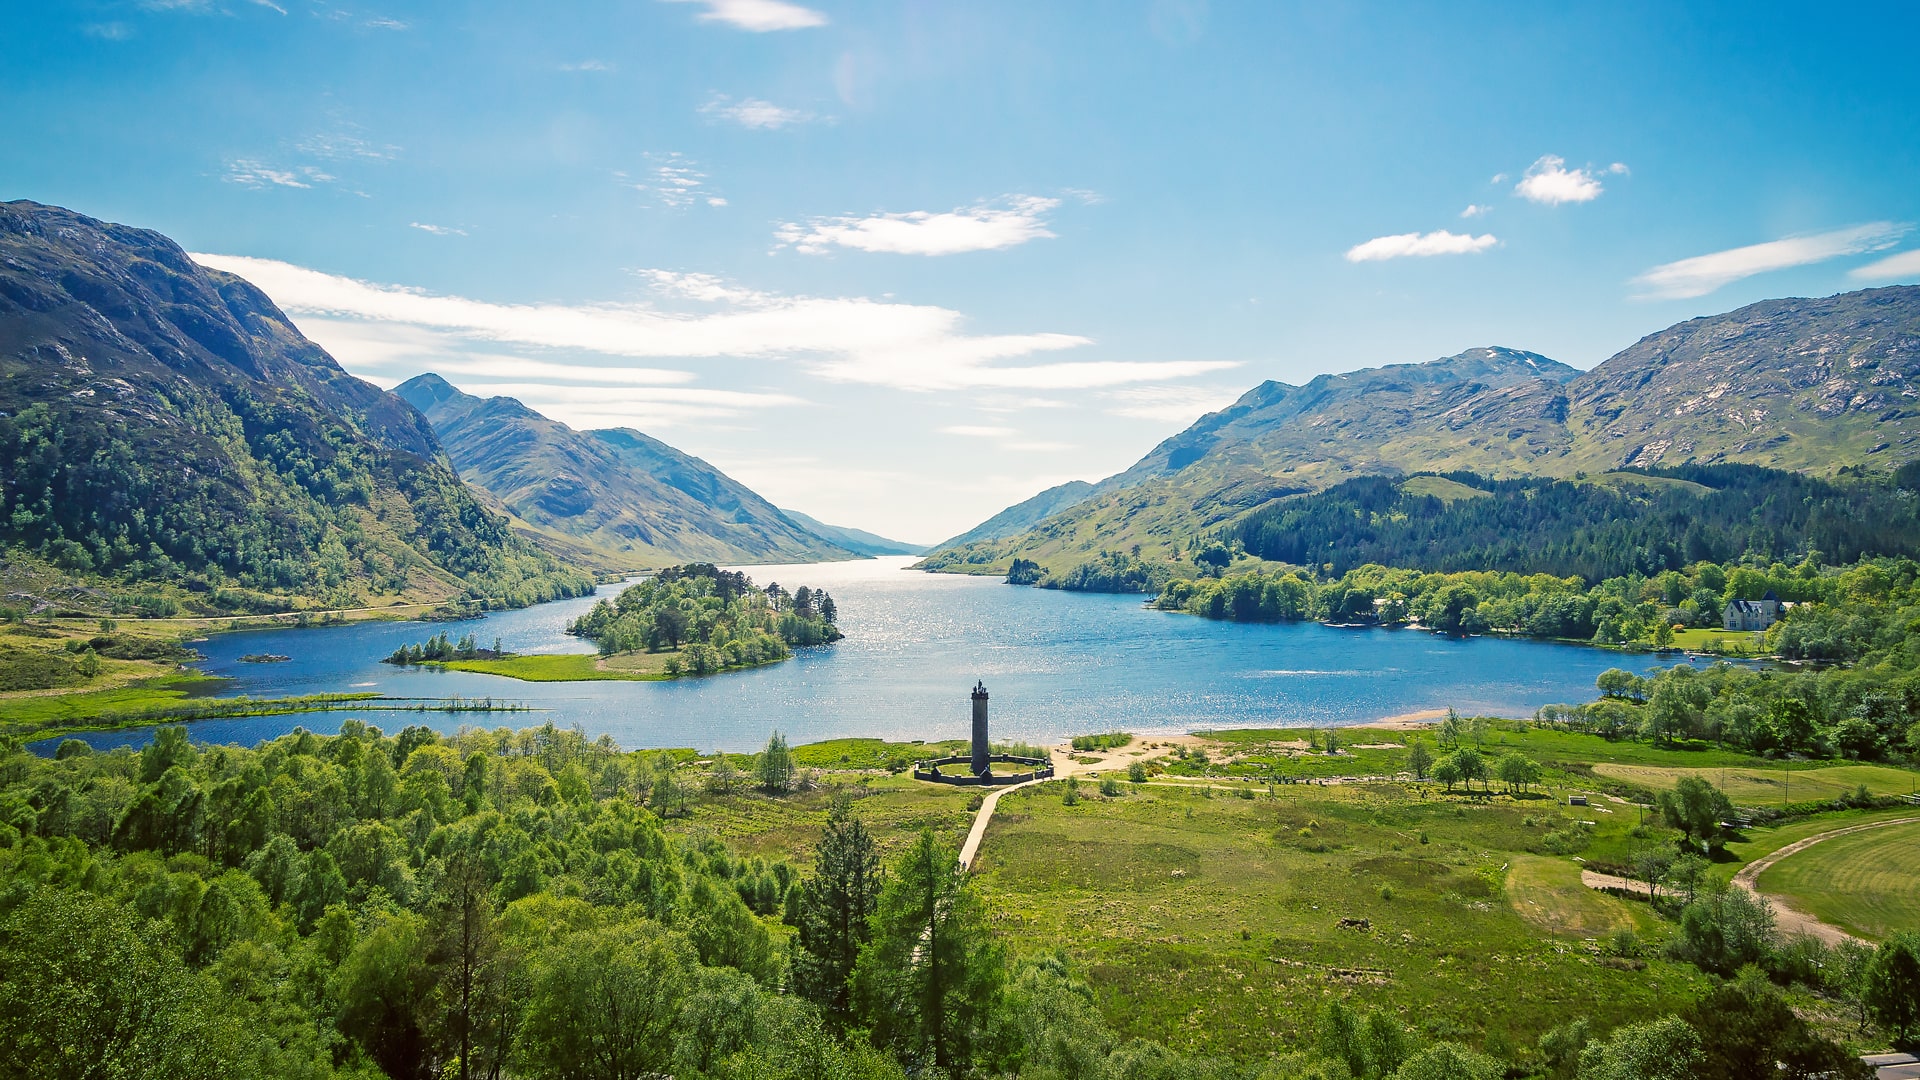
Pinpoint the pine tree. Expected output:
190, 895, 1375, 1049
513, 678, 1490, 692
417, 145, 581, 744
852, 829, 1003, 1070
756, 731, 793, 793
792, 793, 881, 1023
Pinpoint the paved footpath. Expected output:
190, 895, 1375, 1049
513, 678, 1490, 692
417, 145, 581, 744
955, 737, 1191, 870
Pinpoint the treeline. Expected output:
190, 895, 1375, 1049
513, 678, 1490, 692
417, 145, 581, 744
385, 631, 505, 666
567, 564, 841, 675
1540, 649, 1920, 763
3, 722, 1909, 1079
1224, 464, 1920, 581
1157, 554, 1910, 646
0, 402, 593, 613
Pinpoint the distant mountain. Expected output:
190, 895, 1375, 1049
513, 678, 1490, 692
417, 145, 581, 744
933, 480, 1097, 549
923, 291, 1920, 575
779, 509, 925, 557
394, 374, 856, 568
0, 200, 590, 611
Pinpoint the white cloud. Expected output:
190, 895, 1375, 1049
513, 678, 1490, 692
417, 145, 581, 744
188, 253, 1240, 393
621, 153, 723, 210
1850, 248, 1920, 282
84, 21, 133, 38
1514, 154, 1608, 205
1608, 162, 1630, 175
298, 130, 400, 160
409, 222, 466, 237
941, 425, 1015, 438
1101, 384, 1244, 423
560, 59, 613, 72
1459, 204, 1491, 219
661, 0, 826, 31
700, 94, 818, 129
777, 196, 1059, 256
364, 16, 407, 29
225, 159, 333, 189
1345, 230, 1497, 262
1632, 222, 1911, 299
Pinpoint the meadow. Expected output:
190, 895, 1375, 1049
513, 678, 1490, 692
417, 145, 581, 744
661, 722, 1920, 1066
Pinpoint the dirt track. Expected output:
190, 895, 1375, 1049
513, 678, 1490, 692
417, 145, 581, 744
1581, 816, 1919, 946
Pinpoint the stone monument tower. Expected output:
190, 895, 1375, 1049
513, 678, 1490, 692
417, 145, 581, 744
970, 681, 990, 776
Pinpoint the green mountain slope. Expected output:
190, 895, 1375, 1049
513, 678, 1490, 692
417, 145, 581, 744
0, 200, 591, 613
779, 509, 925, 556
394, 374, 856, 568
923, 290, 1920, 576
932, 480, 1096, 550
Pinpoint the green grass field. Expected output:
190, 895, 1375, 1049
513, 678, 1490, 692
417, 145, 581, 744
1666, 627, 1768, 655
1756, 819, 1920, 941
1592, 762, 1920, 804
437, 653, 664, 681
967, 779, 1708, 1059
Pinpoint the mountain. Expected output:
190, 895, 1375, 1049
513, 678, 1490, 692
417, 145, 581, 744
779, 509, 925, 557
923, 290, 1920, 575
394, 374, 856, 568
932, 480, 1097, 551
0, 200, 591, 611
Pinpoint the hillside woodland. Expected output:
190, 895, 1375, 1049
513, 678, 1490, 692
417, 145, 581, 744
0, 202, 590, 617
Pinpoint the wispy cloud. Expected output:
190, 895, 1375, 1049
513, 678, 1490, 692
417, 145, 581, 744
409, 222, 466, 237
1514, 154, 1611, 205
364, 16, 407, 29
189, 254, 1240, 393
1345, 230, 1497, 262
84, 21, 134, 39
560, 59, 613, 72
1850, 248, 1920, 282
661, 0, 826, 31
699, 94, 820, 129
224, 159, 334, 189
298, 130, 400, 160
941, 425, 1015, 438
621, 153, 726, 209
1459, 204, 1491, 219
777, 196, 1059, 256
1101, 384, 1244, 423
1632, 222, 1911, 299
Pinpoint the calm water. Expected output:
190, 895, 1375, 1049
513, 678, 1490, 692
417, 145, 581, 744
39, 557, 1681, 754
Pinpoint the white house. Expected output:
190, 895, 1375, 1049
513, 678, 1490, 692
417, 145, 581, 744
1723, 590, 1783, 632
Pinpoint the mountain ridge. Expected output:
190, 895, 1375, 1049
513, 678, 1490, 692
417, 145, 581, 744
394, 373, 859, 569
922, 290, 1920, 575
0, 199, 590, 610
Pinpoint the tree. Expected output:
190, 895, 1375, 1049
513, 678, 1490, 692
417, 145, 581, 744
1595, 668, 1644, 701
757, 732, 794, 794
1864, 932, 1920, 1048
1433, 755, 1464, 794
1395, 1041, 1503, 1080
1576, 1017, 1702, 1080
1407, 739, 1434, 781
336, 910, 445, 1080
1674, 885, 1776, 975
517, 921, 695, 1080
853, 829, 1004, 1070
1656, 776, 1734, 852
1632, 847, 1675, 906
1453, 747, 1487, 794
434, 853, 500, 1080
1682, 970, 1873, 1080
0, 887, 258, 1080
1496, 752, 1539, 794
707, 753, 740, 795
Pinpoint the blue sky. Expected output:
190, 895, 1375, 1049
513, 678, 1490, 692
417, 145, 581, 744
9, 1, 1920, 543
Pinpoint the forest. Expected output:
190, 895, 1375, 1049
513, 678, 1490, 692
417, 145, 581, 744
565, 564, 842, 676
3, 719, 1916, 1080
0, 401, 593, 614
1223, 464, 1920, 582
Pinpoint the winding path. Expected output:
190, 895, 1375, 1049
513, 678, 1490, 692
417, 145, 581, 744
1580, 815, 1919, 945
1728, 816, 1918, 945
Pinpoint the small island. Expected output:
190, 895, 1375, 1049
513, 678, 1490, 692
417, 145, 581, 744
568, 563, 842, 676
